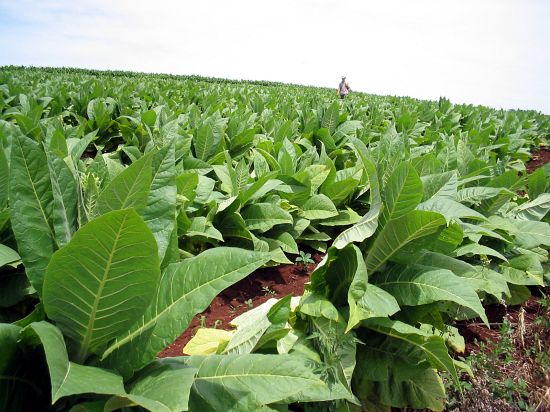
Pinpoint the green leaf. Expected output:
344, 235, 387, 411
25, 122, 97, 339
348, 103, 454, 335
107, 359, 198, 412
365, 210, 445, 273
100, 248, 270, 378
511, 193, 550, 221
43, 209, 160, 361
299, 194, 338, 220
373, 265, 488, 324
300, 293, 340, 321
421, 171, 457, 201
417, 197, 486, 222
242, 203, 293, 232
319, 208, 361, 227
354, 337, 446, 411
0, 244, 20, 268
185, 354, 354, 411
23, 322, 125, 403
452, 243, 507, 261
363, 318, 459, 386
380, 162, 423, 228
96, 152, 153, 215
512, 220, 550, 248
46, 151, 78, 247
456, 186, 507, 203
321, 102, 340, 134
194, 123, 220, 161
141, 142, 176, 261
141, 109, 157, 128
9, 132, 57, 295
332, 204, 381, 249
528, 167, 547, 200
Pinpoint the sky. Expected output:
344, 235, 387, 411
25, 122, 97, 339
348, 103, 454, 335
0, 0, 549, 113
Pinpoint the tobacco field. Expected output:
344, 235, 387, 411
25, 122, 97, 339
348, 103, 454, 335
0, 66, 549, 411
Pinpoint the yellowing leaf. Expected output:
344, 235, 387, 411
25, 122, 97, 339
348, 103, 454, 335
183, 328, 234, 356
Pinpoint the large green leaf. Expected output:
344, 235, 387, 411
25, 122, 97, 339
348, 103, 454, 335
141, 142, 176, 261
363, 318, 459, 386
184, 354, 355, 411
512, 220, 550, 248
105, 359, 198, 412
373, 265, 488, 324
95, 152, 153, 215
43, 209, 160, 362
365, 210, 445, 273
456, 186, 507, 203
242, 203, 293, 232
417, 197, 486, 223
379, 161, 423, 228
321, 102, 340, 134
46, 151, 78, 247
332, 203, 381, 249
511, 193, 550, 221
9, 132, 57, 295
451, 243, 507, 261
299, 194, 338, 220
100, 248, 270, 378
354, 336, 446, 411
527, 167, 547, 199
23, 322, 125, 403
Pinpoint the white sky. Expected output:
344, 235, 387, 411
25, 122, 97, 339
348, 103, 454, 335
1, 0, 549, 113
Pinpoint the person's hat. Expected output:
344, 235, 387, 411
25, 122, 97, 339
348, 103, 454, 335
342, 76, 346, 79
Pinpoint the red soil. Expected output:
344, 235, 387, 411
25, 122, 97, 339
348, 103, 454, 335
158, 252, 323, 358
457, 295, 545, 355
526, 146, 550, 173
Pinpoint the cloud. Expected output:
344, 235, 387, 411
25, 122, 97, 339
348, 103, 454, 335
0, 0, 548, 112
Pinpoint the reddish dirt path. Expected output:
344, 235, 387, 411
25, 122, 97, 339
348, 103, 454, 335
457, 294, 546, 355
158, 252, 323, 358
526, 146, 549, 173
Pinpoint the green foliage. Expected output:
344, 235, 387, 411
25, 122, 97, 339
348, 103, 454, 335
0, 66, 549, 411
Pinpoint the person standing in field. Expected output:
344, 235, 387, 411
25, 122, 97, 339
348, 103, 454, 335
338, 76, 351, 99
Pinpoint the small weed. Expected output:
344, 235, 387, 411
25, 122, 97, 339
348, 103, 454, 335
229, 304, 241, 314
295, 251, 314, 266
213, 319, 222, 329
261, 286, 276, 296
200, 315, 206, 328
245, 299, 253, 309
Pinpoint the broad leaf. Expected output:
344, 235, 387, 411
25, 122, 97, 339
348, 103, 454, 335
332, 204, 381, 249
46, 151, 78, 247
379, 161, 423, 228
185, 354, 355, 411
299, 194, 338, 220
23, 322, 125, 403
365, 210, 445, 273
363, 318, 459, 386
141, 142, 176, 260
100, 248, 270, 378
95, 152, 153, 215
43, 209, 160, 361
373, 265, 488, 324
9, 133, 57, 295
242, 203, 293, 232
